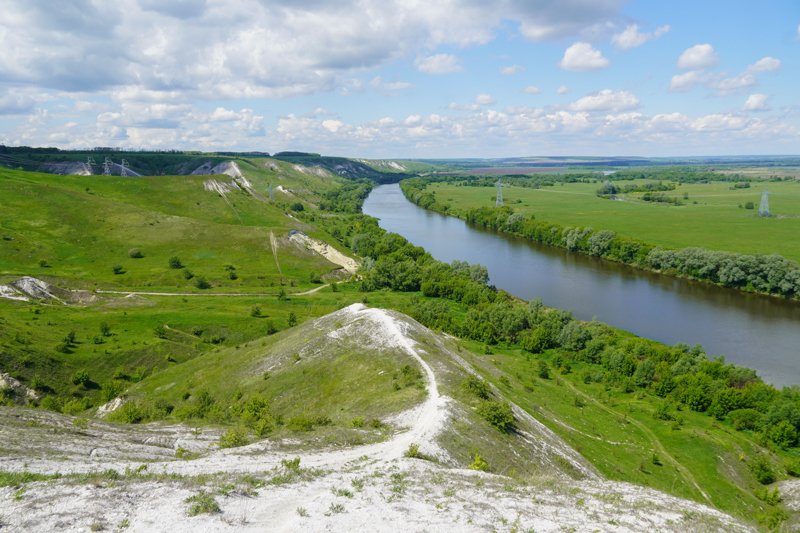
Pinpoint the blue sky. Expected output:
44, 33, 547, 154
0, 0, 797, 157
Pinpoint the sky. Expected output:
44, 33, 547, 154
0, 0, 798, 158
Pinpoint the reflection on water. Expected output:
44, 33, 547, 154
363, 184, 800, 387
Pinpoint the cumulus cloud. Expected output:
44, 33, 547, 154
557, 85, 570, 95
670, 70, 712, 91
612, 24, 670, 49
416, 54, 462, 74
559, 42, 610, 71
677, 44, 718, 69
370, 76, 413, 90
475, 94, 495, 105
747, 56, 781, 73
501, 64, 524, 75
744, 93, 769, 111
524, 85, 541, 94
570, 89, 639, 112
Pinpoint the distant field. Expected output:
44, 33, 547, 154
430, 179, 800, 262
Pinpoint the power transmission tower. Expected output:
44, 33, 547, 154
85, 157, 95, 175
758, 190, 771, 217
495, 179, 504, 207
120, 159, 130, 177
102, 157, 112, 175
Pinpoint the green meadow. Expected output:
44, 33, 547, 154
429, 179, 800, 262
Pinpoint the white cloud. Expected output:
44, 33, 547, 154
322, 119, 344, 133
501, 64, 524, 75
677, 44, 718, 69
612, 24, 670, 49
570, 89, 639, 112
524, 85, 541, 94
747, 56, 781, 73
744, 93, 769, 111
415, 54, 462, 75
475, 93, 495, 105
669, 70, 707, 91
557, 85, 570, 95
559, 42, 609, 71
370, 76, 413, 90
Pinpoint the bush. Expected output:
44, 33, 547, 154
185, 492, 221, 516
461, 375, 490, 399
128, 248, 144, 258
219, 428, 249, 448
749, 455, 776, 485
477, 400, 516, 432
469, 453, 490, 471
112, 265, 125, 275
194, 277, 211, 289
168, 256, 183, 269
250, 305, 262, 317
290, 202, 304, 212
71, 369, 90, 387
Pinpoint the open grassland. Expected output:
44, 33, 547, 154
429, 179, 800, 262
0, 161, 342, 291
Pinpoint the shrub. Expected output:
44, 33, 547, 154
168, 256, 183, 269
287, 312, 297, 327
112, 265, 125, 275
351, 416, 365, 428
749, 455, 776, 485
71, 369, 90, 387
250, 305, 262, 317
469, 453, 490, 472
219, 428, 249, 448
128, 248, 143, 259
477, 400, 516, 432
461, 375, 490, 399
194, 277, 211, 289
404, 443, 421, 458
185, 492, 221, 516
290, 202, 304, 212
153, 325, 167, 339
183, 269, 195, 280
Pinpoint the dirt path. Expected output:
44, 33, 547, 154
269, 230, 282, 275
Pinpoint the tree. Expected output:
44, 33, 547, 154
287, 312, 297, 327
99, 322, 111, 337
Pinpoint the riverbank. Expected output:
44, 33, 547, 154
400, 177, 800, 302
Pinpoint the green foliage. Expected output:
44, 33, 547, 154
185, 492, 221, 516
749, 455, 776, 485
477, 400, 515, 432
128, 248, 143, 259
218, 428, 249, 448
194, 277, 211, 289
461, 375, 490, 399
71, 369, 90, 387
469, 453, 490, 472
168, 256, 183, 269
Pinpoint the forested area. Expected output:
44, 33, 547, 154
400, 178, 800, 299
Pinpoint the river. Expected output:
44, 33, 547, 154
363, 184, 800, 387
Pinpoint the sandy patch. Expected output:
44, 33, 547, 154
288, 231, 359, 274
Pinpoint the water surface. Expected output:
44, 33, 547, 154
363, 184, 800, 387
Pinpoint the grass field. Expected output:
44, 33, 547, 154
429, 179, 800, 262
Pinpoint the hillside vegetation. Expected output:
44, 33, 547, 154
0, 160, 798, 529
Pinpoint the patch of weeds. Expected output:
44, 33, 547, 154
13, 487, 25, 501
267, 458, 324, 486
351, 477, 365, 491
117, 518, 130, 529
469, 453, 490, 472
175, 447, 200, 460
296, 507, 308, 517
388, 472, 408, 500
325, 503, 345, 516
0, 471, 60, 487
185, 491, 221, 516
351, 416, 365, 428
89, 521, 105, 531
332, 487, 354, 498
